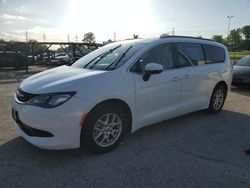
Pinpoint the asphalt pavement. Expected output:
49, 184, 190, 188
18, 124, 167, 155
0, 67, 250, 188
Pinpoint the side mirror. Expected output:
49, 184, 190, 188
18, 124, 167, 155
143, 63, 163, 81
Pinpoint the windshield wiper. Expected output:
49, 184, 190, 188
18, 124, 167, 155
84, 51, 109, 68
84, 45, 121, 69
105, 45, 133, 70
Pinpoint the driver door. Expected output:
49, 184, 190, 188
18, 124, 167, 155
131, 43, 182, 129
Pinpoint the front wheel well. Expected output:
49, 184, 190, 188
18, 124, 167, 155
83, 99, 132, 133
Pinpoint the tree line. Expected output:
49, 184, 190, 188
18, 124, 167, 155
212, 25, 250, 50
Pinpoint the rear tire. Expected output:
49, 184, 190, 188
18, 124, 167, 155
208, 84, 227, 114
81, 103, 128, 154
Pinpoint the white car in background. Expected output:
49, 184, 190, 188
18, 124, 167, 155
12, 36, 232, 153
55, 53, 71, 64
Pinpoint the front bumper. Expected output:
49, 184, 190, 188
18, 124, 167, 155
12, 110, 54, 137
12, 94, 91, 150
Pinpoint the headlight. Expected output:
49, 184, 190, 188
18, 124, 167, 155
27, 92, 76, 108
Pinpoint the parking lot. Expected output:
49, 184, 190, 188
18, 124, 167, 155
0, 66, 250, 188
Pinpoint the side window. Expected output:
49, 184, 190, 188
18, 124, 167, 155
203, 44, 225, 64
174, 43, 205, 67
131, 44, 174, 73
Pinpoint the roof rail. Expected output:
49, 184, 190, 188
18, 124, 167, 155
159, 35, 214, 42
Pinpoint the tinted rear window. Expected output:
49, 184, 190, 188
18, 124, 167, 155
174, 43, 206, 67
203, 44, 225, 64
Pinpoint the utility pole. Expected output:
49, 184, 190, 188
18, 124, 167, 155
25, 30, 28, 42
227, 16, 234, 37
43, 33, 46, 42
67, 34, 70, 42
172, 28, 175, 35
114, 31, 116, 42
75, 34, 78, 42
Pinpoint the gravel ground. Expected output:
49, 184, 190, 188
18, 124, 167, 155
0, 66, 250, 188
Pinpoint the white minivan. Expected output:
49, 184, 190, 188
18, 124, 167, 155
12, 36, 232, 153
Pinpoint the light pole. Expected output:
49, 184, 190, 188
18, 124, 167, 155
227, 16, 234, 36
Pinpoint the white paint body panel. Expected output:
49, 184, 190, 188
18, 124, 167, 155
12, 37, 232, 149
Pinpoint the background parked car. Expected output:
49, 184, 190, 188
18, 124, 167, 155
232, 55, 250, 86
55, 53, 84, 65
55, 53, 71, 65
0, 51, 30, 69
74, 53, 84, 61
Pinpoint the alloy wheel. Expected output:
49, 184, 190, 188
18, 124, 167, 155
93, 113, 122, 147
212, 89, 224, 110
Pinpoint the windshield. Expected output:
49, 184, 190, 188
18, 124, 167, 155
236, 56, 250, 66
72, 42, 145, 70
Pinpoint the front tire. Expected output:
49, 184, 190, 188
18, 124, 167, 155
208, 84, 227, 114
81, 103, 128, 153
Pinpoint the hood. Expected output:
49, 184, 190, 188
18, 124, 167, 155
233, 65, 250, 75
19, 65, 106, 93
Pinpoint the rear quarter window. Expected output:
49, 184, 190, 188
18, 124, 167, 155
203, 44, 225, 64
174, 43, 206, 67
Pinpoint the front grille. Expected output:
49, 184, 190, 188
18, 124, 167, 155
16, 88, 38, 103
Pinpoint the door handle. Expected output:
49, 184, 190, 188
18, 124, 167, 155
171, 77, 181, 81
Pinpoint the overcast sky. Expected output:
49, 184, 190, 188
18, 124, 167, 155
0, 0, 250, 42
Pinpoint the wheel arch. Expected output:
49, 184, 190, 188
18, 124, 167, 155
210, 81, 228, 101
215, 81, 228, 93
81, 98, 133, 134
